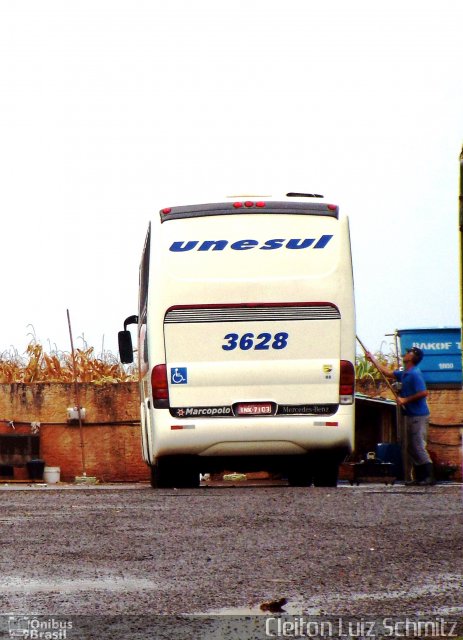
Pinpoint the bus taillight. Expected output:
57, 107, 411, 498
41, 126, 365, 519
152, 365, 170, 408
339, 360, 355, 405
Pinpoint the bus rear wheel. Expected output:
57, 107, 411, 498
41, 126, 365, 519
150, 459, 173, 488
287, 459, 313, 487
312, 456, 339, 487
150, 457, 200, 489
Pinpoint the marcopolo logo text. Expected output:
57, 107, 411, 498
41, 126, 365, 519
169, 236, 333, 252
174, 406, 232, 417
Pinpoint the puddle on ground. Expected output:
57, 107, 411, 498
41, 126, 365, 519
198, 573, 463, 617
203, 602, 307, 616
0, 577, 160, 594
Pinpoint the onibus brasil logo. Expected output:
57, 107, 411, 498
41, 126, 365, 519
8, 616, 73, 639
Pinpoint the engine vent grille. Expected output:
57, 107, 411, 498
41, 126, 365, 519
165, 304, 340, 324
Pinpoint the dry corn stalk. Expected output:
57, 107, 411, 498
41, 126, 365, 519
0, 342, 137, 384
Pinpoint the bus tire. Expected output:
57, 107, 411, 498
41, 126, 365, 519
150, 458, 175, 488
150, 457, 200, 489
313, 457, 339, 487
179, 457, 200, 488
149, 465, 157, 488
287, 462, 313, 487
177, 467, 200, 488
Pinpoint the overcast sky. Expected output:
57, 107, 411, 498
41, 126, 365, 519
0, 1, 462, 359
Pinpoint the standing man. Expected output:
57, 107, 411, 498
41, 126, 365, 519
366, 347, 434, 486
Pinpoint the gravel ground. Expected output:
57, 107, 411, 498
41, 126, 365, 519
0, 482, 462, 638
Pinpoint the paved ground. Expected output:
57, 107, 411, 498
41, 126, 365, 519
0, 482, 462, 639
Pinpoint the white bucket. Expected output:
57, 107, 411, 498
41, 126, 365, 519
43, 467, 61, 484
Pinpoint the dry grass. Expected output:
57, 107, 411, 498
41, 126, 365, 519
0, 341, 137, 384
1, 331, 395, 385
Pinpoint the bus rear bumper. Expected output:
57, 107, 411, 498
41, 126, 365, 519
150, 410, 354, 459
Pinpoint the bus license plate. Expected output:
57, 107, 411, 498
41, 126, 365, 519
236, 403, 273, 416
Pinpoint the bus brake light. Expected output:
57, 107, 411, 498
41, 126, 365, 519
151, 364, 170, 408
339, 360, 355, 405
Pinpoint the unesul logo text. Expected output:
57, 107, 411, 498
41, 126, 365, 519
169, 235, 333, 252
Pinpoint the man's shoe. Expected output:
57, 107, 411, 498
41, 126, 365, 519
416, 463, 435, 486
417, 477, 436, 486
404, 464, 422, 486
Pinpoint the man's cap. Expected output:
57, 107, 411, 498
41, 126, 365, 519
406, 347, 424, 363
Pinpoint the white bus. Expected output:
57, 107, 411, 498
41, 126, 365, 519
119, 193, 355, 488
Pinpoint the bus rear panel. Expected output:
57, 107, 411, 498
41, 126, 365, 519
122, 195, 355, 488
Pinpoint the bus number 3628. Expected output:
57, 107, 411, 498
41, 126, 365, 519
222, 332, 289, 351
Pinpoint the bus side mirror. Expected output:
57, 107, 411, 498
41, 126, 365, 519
118, 331, 134, 364
118, 315, 138, 364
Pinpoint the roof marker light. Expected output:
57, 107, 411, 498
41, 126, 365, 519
255, 201, 266, 208
327, 204, 337, 211
233, 202, 243, 209
244, 201, 254, 208
162, 207, 172, 214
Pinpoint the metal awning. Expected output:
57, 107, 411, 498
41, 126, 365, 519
355, 393, 396, 407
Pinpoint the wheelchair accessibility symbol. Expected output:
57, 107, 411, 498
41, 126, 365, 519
171, 367, 188, 384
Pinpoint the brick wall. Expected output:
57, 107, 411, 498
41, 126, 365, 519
1, 382, 461, 482
427, 390, 462, 479
0, 383, 149, 482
